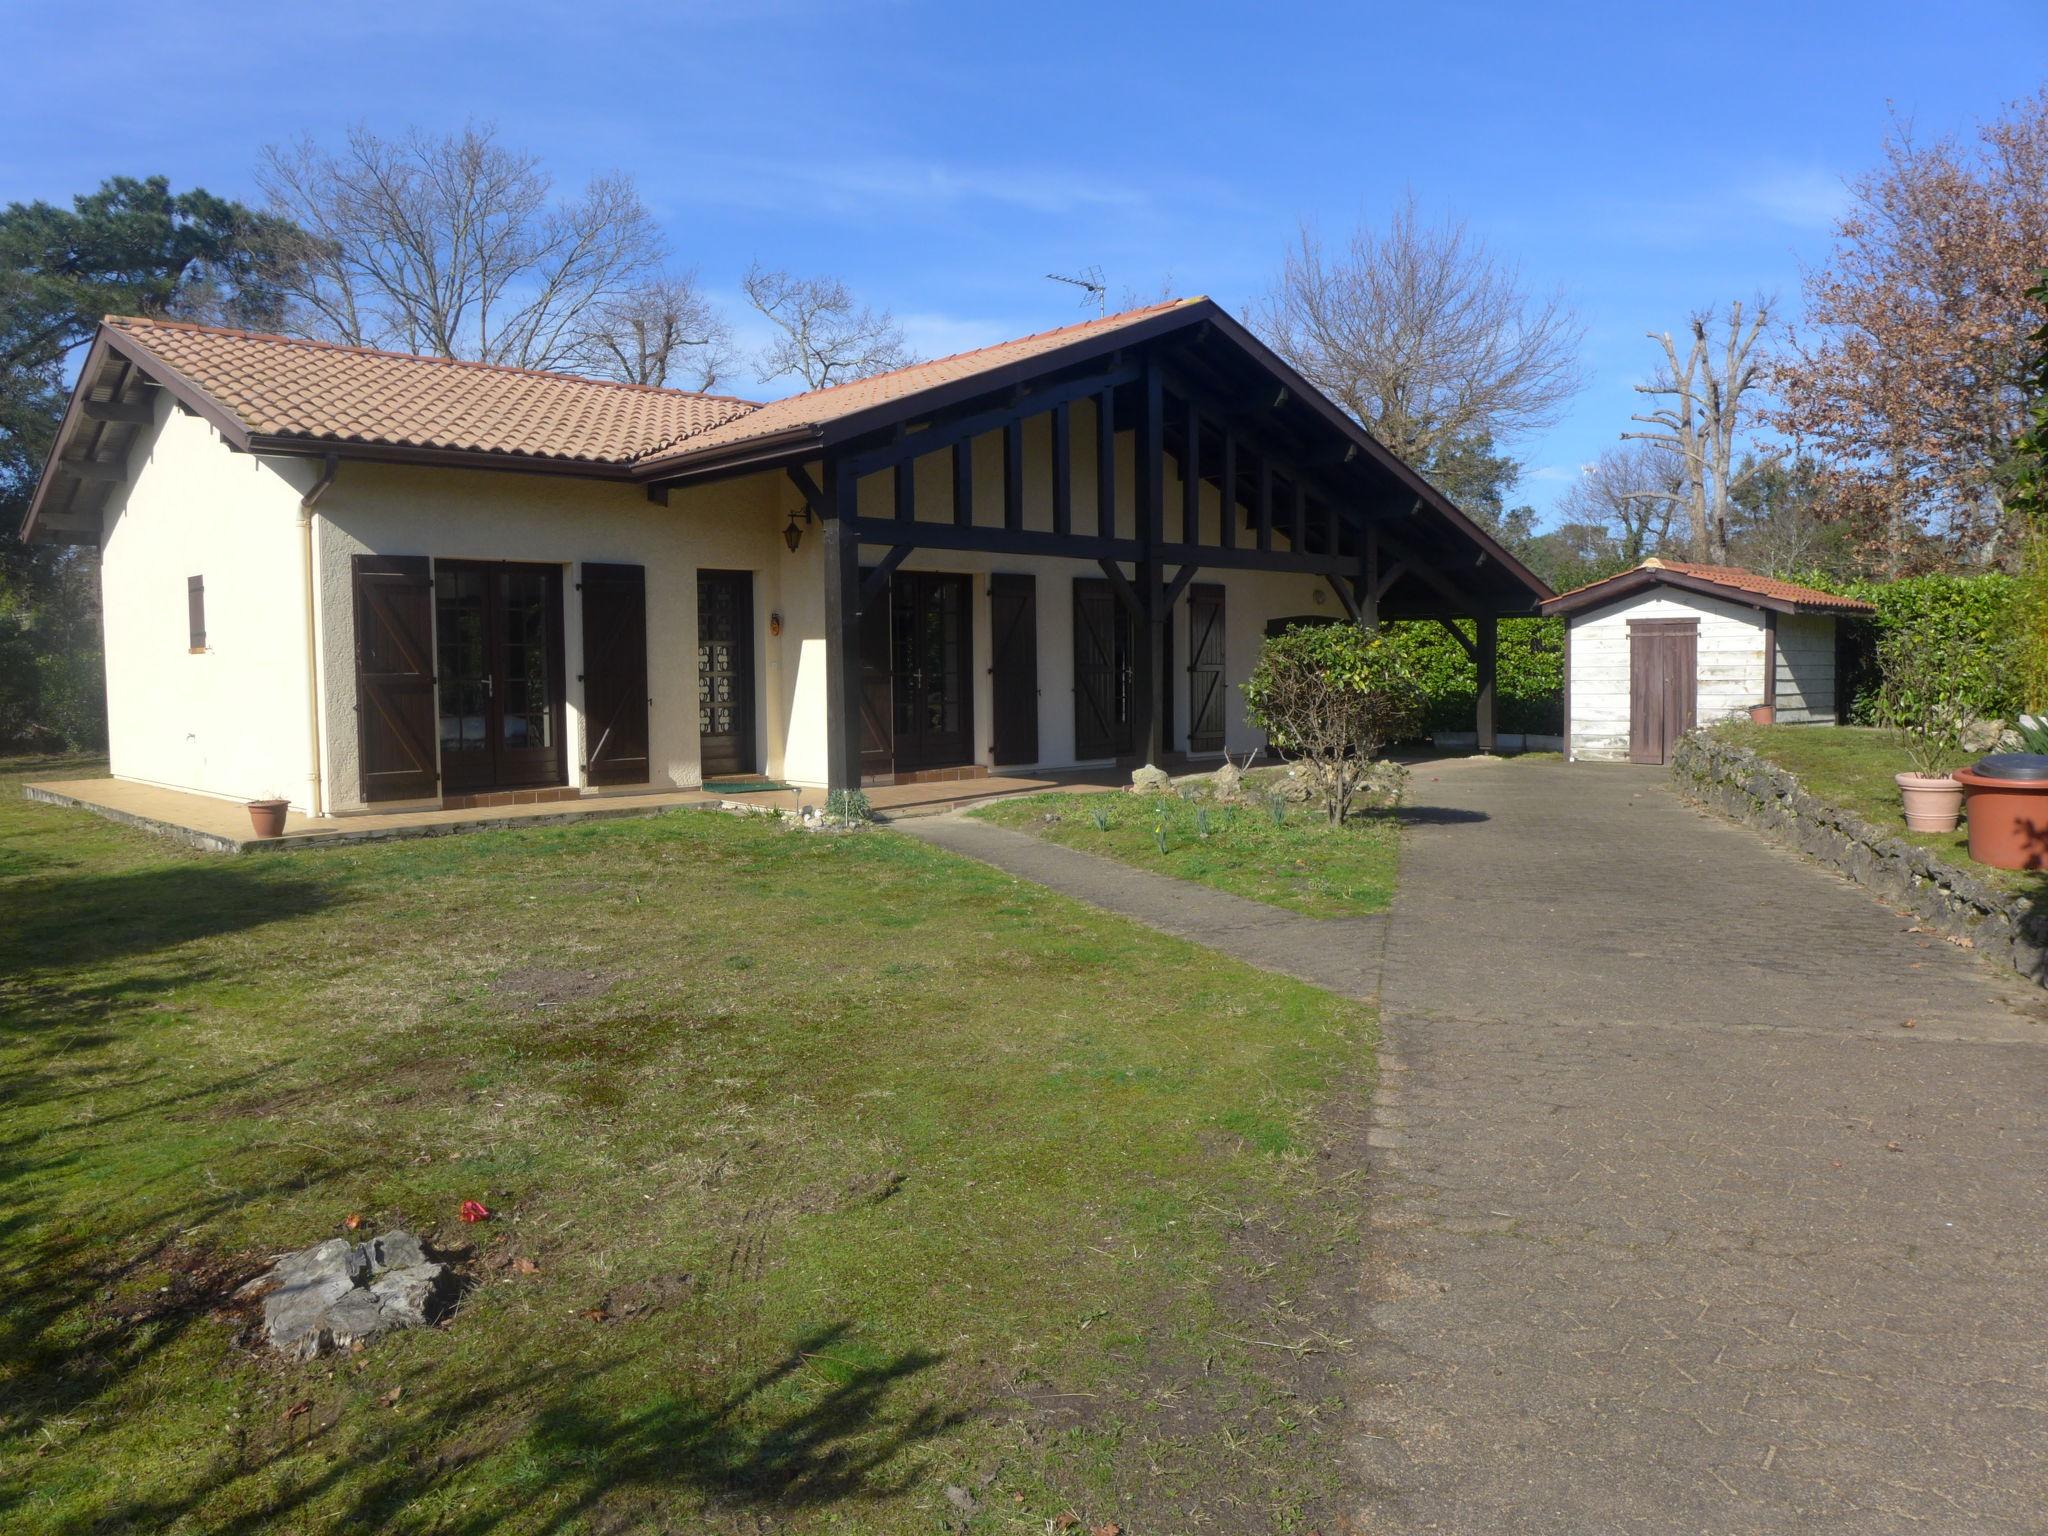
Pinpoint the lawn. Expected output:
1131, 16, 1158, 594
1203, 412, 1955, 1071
0, 756, 1376, 1534
971, 783, 1400, 918
1710, 722, 2046, 901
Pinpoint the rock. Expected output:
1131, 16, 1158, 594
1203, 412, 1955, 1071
1129, 763, 1171, 795
1211, 760, 1246, 801
1959, 717, 2008, 753
243, 1230, 454, 1361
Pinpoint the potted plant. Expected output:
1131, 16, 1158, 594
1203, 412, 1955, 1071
1876, 640, 1965, 833
245, 796, 291, 838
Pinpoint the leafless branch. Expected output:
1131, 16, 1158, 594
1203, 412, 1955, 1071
742, 263, 915, 390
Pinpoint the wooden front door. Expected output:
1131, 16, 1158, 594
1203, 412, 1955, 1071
434, 561, 567, 793
1186, 584, 1226, 754
697, 570, 755, 778
891, 572, 972, 771
989, 573, 1038, 767
1628, 618, 1698, 765
1073, 577, 1133, 760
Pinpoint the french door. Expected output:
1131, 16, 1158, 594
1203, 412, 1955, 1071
890, 572, 973, 770
697, 570, 756, 778
1073, 577, 1133, 760
435, 561, 566, 792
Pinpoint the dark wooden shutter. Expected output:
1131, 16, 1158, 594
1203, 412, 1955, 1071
351, 555, 438, 802
1073, 578, 1130, 760
187, 576, 206, 649
580, 562, 649, 786
989, 573, 1038, 766
1186, 584, 1225, 753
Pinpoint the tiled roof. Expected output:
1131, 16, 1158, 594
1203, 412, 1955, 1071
1544, 558, 1873, 614
103, 316, 759, 465
98, 299, 1200, 472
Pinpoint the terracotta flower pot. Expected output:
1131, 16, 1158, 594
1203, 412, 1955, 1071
246, 798, 290, 838
1894, 773, 1963, 834
1748, 704, 1776, 725
1954, 760, 2048, 870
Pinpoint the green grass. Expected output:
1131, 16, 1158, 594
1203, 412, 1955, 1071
971, 786, 1400, 918
1710, 723, 2046, 901
0, 756, 1375, 1534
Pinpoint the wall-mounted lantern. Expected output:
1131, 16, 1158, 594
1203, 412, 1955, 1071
783, 506, 815, 553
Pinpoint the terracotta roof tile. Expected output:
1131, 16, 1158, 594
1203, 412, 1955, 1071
1545, 558, 1874, 613
103, 316, 759, 465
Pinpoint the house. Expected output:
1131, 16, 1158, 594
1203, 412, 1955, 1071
1540, 559, 1875, 765
22, 297, 1552, 816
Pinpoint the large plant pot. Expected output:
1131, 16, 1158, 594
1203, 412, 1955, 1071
1894, 773, 1963, 834
1748, 704, 1776, 725
246, 799, 290, 838
1954, 761, 2048, 870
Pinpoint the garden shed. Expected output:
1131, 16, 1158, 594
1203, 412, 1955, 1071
1540, 561, 1874, 765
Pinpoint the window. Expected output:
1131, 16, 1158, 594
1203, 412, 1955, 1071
187, 576, 205, 651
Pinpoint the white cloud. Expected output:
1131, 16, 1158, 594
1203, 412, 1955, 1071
1740, 166, 1850, 231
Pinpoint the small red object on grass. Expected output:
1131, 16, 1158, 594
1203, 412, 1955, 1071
459, 1199, 492, 1224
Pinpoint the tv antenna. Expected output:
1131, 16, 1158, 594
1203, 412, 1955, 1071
1046, 266, 1106, 316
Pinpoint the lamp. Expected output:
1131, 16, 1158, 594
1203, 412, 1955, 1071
783, 506, 814, 553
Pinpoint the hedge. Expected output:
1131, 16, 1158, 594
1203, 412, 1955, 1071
1383, 617, 1565, 735
1807, 572, 2024, 724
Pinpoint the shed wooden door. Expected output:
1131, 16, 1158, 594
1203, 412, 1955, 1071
435, 561, 567, 793
697, 570, 755, 778
352, 555, 438, 802
1186, 584, 1225, 754
989, 573, 1038, 767
580, 562, 648, 786
1628, 619, 1698, 765
1073, 577, 1132, 760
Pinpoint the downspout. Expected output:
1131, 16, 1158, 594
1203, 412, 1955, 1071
299, 454, 339, 817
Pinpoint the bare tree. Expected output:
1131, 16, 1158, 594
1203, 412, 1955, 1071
1623, 300, 1778, 563
1248, 197, 1586, 478
742, 263, 914, 390
257, 122, 666, 371
568, 274, 735, 390
1556, 442, 1684, 562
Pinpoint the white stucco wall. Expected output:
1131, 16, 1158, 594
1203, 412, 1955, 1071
313, 463, 786, 812
1773, 613, 1838, 724
98, 398, 315, 807
1566, 588, 1767, 762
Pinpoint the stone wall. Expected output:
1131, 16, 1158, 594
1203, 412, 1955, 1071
1672, 731, 2047, 989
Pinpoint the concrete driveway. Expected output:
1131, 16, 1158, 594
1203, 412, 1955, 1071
1356, 757, 2048, 1532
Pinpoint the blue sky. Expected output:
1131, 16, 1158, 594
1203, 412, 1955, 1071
6, 0, 2044, 525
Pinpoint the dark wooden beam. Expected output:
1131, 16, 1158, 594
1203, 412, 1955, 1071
1097, 558, 1145, 619
861, 545, 913, 602
1138, 361, 1164, 548
1326, 575, 1361, 623
1133, 557, 1165, 764
1435, 616, 1477, 661
842, 361, 1141, 479
952, 439, 973, 527
1217, 429, 1236, 551
821, 462, 864, 795
1762, 610, 1779, 716
83, 398, 153, 425
1475, 614, 1499, 752
841, 517, 1353, 574
1051, 401, 1072, 537
894, 459, 914, 522
786, 464, 826, 519
1181, 398, 1201, 545
1163, 563, 1201, 609
1003, 418, 1024, 532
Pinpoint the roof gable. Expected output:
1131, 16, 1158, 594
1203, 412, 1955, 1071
1541, 559, 1873, 617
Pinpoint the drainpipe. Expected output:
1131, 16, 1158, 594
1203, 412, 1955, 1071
299, 454, 339, 817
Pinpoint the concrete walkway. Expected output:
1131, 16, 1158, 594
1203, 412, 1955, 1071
900, 759, 2048, 1533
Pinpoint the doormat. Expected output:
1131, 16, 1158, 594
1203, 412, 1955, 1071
703, 778, 791, 794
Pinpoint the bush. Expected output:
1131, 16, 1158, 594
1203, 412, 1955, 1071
1242, 624, 1423, 824
1810, 572, 2023, 725
1382, 617, 1564, 735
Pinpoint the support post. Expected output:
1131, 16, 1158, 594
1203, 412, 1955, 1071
821, 460, 865, 795
1134, 359, 1167, 766
1475, 614, 1498, 755
1761, 610, 1778, 718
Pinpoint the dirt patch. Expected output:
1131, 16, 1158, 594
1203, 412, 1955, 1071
489, 966, 620, 1010
588, 1272, 697, 1323
91, 1243, 273, 1339
792, 1168, 905, 1215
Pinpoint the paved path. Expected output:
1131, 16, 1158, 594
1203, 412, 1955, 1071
902, 761, 2048, 1533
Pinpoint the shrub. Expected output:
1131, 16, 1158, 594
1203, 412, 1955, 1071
1875, 631, 1969, 778
1241, 625, 1423, 824
1815, 573, 2024, 725
1382, 617, 1565, 735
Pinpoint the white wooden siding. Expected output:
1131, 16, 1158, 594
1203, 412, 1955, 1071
1566, 589, 1766, 761
1773, 614, 1838, 724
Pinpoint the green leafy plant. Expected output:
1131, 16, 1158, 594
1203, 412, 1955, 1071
1242, 625, 1425, 824
1875, 635, 1967, 779
2012, 715, 2048, 754
1088, 802, 1111, 832
1152, 825, 1169, 855
824, 787, 874, 828
1266, 794, 1287, 827
1195, 806, 1213, 840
